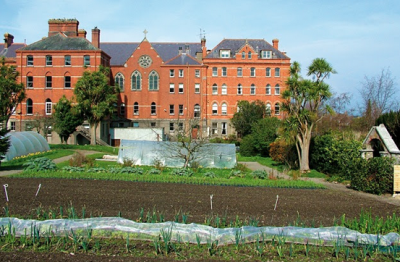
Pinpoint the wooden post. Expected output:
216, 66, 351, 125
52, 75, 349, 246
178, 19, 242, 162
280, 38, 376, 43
393, 165, 400, 197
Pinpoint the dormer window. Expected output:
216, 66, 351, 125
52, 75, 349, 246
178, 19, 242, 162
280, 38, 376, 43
261, 50, 272, 59
220, 50, 230, 58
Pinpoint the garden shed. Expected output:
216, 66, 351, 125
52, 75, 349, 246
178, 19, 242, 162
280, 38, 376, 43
360, 124, 400, 160
2, 131, 50, 161
118, 140, 236, 168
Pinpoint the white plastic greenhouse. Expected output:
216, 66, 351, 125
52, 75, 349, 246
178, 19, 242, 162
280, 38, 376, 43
3, 131, 50, 161
118, 140, 236, 168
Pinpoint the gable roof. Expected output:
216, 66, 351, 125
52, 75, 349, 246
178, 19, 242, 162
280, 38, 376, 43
0, 43, 26, 58
363, 124, 400, 154
19, 33, 99, 51
205, 39, 288, 59
165, 53, 201, 65
100, 42, 202, 66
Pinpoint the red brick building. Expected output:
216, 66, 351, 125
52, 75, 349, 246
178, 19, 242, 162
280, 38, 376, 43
2, 19, 290, 144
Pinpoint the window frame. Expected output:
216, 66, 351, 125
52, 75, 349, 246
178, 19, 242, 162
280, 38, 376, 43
64, 76, 71, 88
274, 103, 280, 115
46, 55, 52, 66
195, 70, 200, 78
250, 67, 256, 77
179, 104, 184, 115
170, 69, 175, 77
221, 122, 227, 135
178, 83, 184, 93
133, 102, 139, 115
45, 76, 52, 89
169, 83, 175, 93
169, 104, 175, 115
220, 50, 230, 58
212, 84, 218, 95
248, 51, 252, 59
194, 104, 200, 118
179, 69, 184, 77
115, 73, 124, 91
212, 103, 218, 115
45, 99, 52, 115
26, 76, 33, 88
266, 67, 271, 77
266, 84, 271, 95
212, 67, 218, 77
221, 103, 227, 115
84, 55, 90, 66
222, 67, 227, 77
64, 55, 71, 66
151, 102, 157, 115
26, 98, 33, 115
275, 84, 280, 95
250, 84, 256, 95
131, 71, 142, 90
27, 55, 33, 66
120, 103, 126, 116
237, 67, 242, 77
221, 84, 227, 95
237, 84, 242, 95
149, 71, 159, 90
194, 83, 200, 93
275, 67, 280, 77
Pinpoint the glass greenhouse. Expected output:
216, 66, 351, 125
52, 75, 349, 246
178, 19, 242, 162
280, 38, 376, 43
118, 140, 236, 168
3, 131, 50, 161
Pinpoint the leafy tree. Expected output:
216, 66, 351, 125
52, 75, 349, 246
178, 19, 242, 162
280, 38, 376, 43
230, 100, 266, 138
53, 95, 83, 144
239, 117, 280, 157
74, 66, 119, 145
359, 68, 398, 122
281, 58, 336, 172
0, 58, 25, 162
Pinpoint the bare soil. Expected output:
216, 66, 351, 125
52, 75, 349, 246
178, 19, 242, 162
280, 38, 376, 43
0, 177, 399, 261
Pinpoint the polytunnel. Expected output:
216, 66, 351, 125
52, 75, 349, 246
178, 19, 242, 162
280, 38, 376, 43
2, 131, 50, 161
118, 140, 237, 168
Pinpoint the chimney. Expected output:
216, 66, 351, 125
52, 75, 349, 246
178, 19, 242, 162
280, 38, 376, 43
4, 33, 14, 48
78, 29, 87, 39
201, 37, 206, 58
92, 27, 100, 48
272, 39, 279, 50
48, 19, 79, 37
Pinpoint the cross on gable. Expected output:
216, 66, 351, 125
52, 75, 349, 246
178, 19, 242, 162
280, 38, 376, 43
143, 29, 148, 38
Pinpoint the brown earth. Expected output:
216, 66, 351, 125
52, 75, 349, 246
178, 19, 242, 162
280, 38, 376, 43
0, 177, 399, 261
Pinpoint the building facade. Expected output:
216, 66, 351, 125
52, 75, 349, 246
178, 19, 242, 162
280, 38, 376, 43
2, 19, 290, 145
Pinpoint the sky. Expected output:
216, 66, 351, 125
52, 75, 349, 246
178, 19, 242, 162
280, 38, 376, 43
1, 0, 399, 112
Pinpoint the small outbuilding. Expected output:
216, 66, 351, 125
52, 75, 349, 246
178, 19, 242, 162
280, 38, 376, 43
360, 124, 400, 160
2, 131, 50, 161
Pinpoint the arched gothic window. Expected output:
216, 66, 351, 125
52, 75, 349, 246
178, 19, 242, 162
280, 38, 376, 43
131, 71, 141, 90
149, 71, 159, 90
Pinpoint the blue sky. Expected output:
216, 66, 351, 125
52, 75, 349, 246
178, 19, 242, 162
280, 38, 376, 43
1, 0, 399, 112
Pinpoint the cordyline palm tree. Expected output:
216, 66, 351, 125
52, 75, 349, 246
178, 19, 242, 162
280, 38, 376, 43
281, 58, 336, 172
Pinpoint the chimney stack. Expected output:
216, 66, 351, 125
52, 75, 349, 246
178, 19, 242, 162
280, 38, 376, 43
78, 29, 87, 39
272, 39, 279, 50
4, 33, 14, 48
48, 19, 79, 37
92, 27, 100, 48
201, 37, 206, 58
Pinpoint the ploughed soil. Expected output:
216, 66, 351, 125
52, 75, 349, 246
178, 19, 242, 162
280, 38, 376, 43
0, 177, 399, 261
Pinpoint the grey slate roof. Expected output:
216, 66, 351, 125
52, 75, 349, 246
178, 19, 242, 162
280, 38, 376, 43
165, 53, 201, 65
0, 43, 26, 58
206, 39, 288, 59
100, 42, 202, 66
363, 124, 400, 154
20, 33, 99, 51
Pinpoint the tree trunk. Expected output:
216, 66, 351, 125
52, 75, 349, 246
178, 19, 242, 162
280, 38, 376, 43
298, 129, 312, 172
90, 122, 97, 145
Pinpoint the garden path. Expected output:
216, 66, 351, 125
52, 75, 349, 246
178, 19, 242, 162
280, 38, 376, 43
239, 161, 400, 207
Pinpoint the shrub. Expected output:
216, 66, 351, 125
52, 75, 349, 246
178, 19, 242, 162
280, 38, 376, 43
86, 167, 106, 173
269, 139, 297, 169
23, 157, 56, 171
310, 133, 362, 179
152, 158, 165, 171
122, 158, 134, 167
351, 157, 395, 195
251, 170, 268, 179
61, 166, 85, 172
229, 170, 244, 178
148, 168, 161, 175
69, 151, 88, 167
239, 135, 256, 156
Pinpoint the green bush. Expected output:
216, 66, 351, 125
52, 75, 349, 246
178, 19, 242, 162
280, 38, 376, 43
239, 135, 256, 156
148, 168, 161, 175
251, 170, 268, 179
203, 171, 216, 178
350, 157, 395, 195
171, 168, 194, 177
23, 157, 56, 171
310, 133, 362, 179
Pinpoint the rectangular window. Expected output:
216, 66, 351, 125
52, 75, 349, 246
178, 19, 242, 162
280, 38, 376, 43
150, 122, 156, 127
212, 122, 218, 134
65, 55, 71, 66
64, 76, 71, 88
250, 67, 256, 77
45, 101, 52, 115
266, 85, 271, 95
195, 70, 200, 78
220, 50, 230, 58
266, 68, 271, 77
275, 68, 280, 77
134, 104, 139, 115
222, 122, 227, 135
133, 122, 139, 127
251, 85, 256, 95
84, 55, 90, 66
222, 67, 227, 76
179, 83, 184, 93
169, 83, 175, 93
179, 69, 184, 77
169, 104, 174, 115
178, 122, 183, 131
170, 69, 175, 77
237, 85, 242, 95
237, 67, 242, 77
26, 76, 33, 88
10, 122, 15, 131
46, 55, 52, 66
27, 55, 33, 66
212, 67, 218, 77
275, 86, 280, 95
179, 104, 184, 115
261, 50, 272, 59
46, 76, 52, 88
169, 122, 174, 132
194, 83, 200, 93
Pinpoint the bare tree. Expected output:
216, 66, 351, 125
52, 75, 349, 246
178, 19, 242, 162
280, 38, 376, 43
359, 68, 398, 119
162, 118, 208, 168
